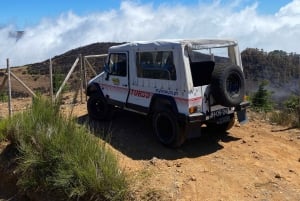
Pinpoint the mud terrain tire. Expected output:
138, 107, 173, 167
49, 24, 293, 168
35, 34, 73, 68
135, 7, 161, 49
87, 95, 111, 121
211, 64, 245, 107
153, 110, 186, 147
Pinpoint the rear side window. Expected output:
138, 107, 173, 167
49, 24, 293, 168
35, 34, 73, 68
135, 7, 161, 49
108, 53, 127, 77
136, 51, 176, 80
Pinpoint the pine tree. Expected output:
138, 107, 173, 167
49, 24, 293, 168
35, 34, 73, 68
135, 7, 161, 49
252, 80, 273, 112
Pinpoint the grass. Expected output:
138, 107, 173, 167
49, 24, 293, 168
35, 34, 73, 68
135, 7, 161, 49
0, 91, 8, 102
270, 109, 300, 128
269, 95, 300, 128
0, 96, 128, 200
0, 120, 5, 141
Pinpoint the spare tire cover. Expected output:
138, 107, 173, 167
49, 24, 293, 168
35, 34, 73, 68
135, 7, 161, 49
211, 64, 245, 107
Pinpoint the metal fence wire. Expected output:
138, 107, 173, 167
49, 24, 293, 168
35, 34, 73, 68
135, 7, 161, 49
0, 54, 106, 118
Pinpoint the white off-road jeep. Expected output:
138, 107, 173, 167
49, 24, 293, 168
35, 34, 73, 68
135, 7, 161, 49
86, 39, 249, 147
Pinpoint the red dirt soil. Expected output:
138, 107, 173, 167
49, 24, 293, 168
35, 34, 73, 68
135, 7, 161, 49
1, 99, 300, 201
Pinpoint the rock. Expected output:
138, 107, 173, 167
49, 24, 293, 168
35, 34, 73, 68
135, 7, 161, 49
165, 161, 172, 167
175, 162, 182, 167
190, 176, 197, 181
235, 123, 241, 127
175, 181, 183, 188
275, 173, 282, 179
149, 157, 158, 166
176, 169, 184, 173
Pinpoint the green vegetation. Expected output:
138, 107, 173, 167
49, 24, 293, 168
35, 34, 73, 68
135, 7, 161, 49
242, 48, 299, 84
53, 72, 68, 93
251, 81, 273, 112
270, 95, 300, 128
0, 96, 128, 200
0, 120, 5, 141
249, 80, 300, 128
0, 91, 8, 102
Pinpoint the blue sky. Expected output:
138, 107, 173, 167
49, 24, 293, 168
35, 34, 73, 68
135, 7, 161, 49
0, 0, 292, 28
0, 0, 299, 66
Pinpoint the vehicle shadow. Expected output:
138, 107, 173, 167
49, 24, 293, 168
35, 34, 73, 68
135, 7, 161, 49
77, 110, 241, 160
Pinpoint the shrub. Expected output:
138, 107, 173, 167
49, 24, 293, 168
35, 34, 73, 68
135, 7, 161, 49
0, 96, 128, 200
270, 95, 300, 128
251, 80, 273, 112
0, 119, 7, 141
53, 72, 69, 93
0, 91, 8, 102
284, 95, 300, 112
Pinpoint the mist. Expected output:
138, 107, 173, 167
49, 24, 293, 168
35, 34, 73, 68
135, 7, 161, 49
1, 0, 300, 67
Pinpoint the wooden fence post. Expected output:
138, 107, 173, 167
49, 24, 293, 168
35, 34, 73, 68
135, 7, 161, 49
83, 56, 88, 101
55, 57, 79, 99
80, 54, 83, 103
298, 55, 300, 124
49, 58, 54, 102
7, 59, 12, 117
10, 72, 36, 97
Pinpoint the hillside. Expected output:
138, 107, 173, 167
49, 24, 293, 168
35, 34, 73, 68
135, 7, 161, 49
0, 42, 299, 102
242, 48, 300, 101
26, 42, 124, 75
0, 42, 124, 99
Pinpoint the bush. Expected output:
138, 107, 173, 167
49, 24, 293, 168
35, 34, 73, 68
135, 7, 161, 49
270, 95, 300, 128
251, 80, 273, 112
0, 119, 7, 141
0, 96, 128, 200
0, 91, 8, 102
53, 72, 69, 93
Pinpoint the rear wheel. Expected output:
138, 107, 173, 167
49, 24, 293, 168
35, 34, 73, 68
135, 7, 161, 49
153, 110, 186, 147
87, 95, 112, 121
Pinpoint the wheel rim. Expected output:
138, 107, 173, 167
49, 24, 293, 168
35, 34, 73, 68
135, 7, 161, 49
94, 99, 105, 114
226, 73, 241, 98
88, 97, 107, 119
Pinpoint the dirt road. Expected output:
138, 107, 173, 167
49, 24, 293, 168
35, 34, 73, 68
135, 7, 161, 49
82, 107, 300, 201
1, 101, 300, 201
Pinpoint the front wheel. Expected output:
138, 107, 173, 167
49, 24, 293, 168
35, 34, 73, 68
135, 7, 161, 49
87, 95, 112, 121
153, 110, 186, 147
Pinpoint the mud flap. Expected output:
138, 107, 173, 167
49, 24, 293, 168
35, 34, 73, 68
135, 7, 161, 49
237, 109, 248, 125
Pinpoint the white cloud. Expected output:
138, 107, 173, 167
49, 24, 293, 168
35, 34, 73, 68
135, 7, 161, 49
1, 0, 300, 67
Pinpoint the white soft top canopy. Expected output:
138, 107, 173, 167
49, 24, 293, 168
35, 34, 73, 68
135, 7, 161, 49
109, 39, 238, 51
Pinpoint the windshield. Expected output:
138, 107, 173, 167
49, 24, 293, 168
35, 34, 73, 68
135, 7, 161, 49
188, 46, 236, 65
187, 45, 238, 87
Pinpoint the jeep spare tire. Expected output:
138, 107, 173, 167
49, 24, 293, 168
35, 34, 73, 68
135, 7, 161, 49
211, 64, 245, 107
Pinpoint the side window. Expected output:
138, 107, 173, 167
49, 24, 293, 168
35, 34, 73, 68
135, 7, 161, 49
108, 53, 127, 77
136, 51, 176, 80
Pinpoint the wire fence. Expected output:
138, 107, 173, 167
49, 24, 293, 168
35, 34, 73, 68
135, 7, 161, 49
0, 54, 107, 119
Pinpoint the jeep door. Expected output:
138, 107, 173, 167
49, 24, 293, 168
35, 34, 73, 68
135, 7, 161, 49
103, 52, 129, 106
